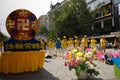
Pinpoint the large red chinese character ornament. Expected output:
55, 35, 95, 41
6, 9, 39, 41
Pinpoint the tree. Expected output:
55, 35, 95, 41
52, 0, 94, 38
47, 30, 57, 40
38, 26, 48, 35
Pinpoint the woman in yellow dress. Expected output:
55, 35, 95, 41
67, 37, 74, 48
61, 36, 68, 48
81, 35, 89, 51
61, 36, 68, 57
74, 36, 80, 48
100, 36, 107, 53
48, 39, 55, 51
113, 37, 118, 49
90, 36, 97, 49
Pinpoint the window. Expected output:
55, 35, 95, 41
103, 19, 112, 32
103, 4, 112, 16
113, 0, 120, 4
95, 9, 102, 18
114, 4, 119, 16
118, 3, 120, 15
94, 22, 102, 33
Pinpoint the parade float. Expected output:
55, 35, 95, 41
0, 9, 45, 74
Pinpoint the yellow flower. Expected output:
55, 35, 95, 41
68, 51, 72, 54
72, 48, 78, 53
82, 55, 86, 62
76, 56, 80, 60
68, 60, 72, 63
92, 49, 96, 52
92, 49, 97, 54
93, 55, 98, 60
76, 52, 83, 57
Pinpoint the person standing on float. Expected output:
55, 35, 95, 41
81, 35, 89, 52
61, 36, 68, 57
90, 36, 97, 49
100, 36, 107, 53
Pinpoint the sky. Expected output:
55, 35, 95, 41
0, 0, 63, 37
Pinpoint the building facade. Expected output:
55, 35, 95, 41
86, 0, 120, 35
46, 0, 120, 36
46, 1, 65, 31
38, 15, 46, 28
113, 0, 120, 33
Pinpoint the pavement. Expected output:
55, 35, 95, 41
0, 49, 120, 80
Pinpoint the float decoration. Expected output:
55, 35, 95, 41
4, 9, 41, 51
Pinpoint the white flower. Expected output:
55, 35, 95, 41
89, 64, 95, 69
86, 61, 94, 69
92, 60, 98, 66
85, 52, 93, 59
85, 61, 91, 65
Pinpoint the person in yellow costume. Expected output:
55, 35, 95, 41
51, 40, 55, 50
67, 37, 74, 48
113, 37, 118, 49
48, 39, 53, 48
81, 35, 89, 51
61, 36, 68, 48
47, 39, 55, 56
48, 39, 55, 51
74, 36, 80, 48
46, 39, 52, 53
90, 36, 97, 49
100, 36, 107, 53
61, 36, 68, 57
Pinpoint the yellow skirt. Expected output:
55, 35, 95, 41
0, 50, 45, 74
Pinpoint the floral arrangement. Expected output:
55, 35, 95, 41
64, 47, 104, 77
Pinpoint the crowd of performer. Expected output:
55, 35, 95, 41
38, 35, 120, 57
0, 35, 119, 56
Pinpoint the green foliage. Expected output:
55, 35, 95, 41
93, 70, 99, 76
74, 64, 99, 76
87, 69, 99, 76
75, 70, 81, 77
47, 30, 57, 40
79, 63, 88, 71
52, 0, 94, 38
38, 26, 48, 34
0, 32, 9, 41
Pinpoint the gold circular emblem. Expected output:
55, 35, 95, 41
6, 9, 38, 41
